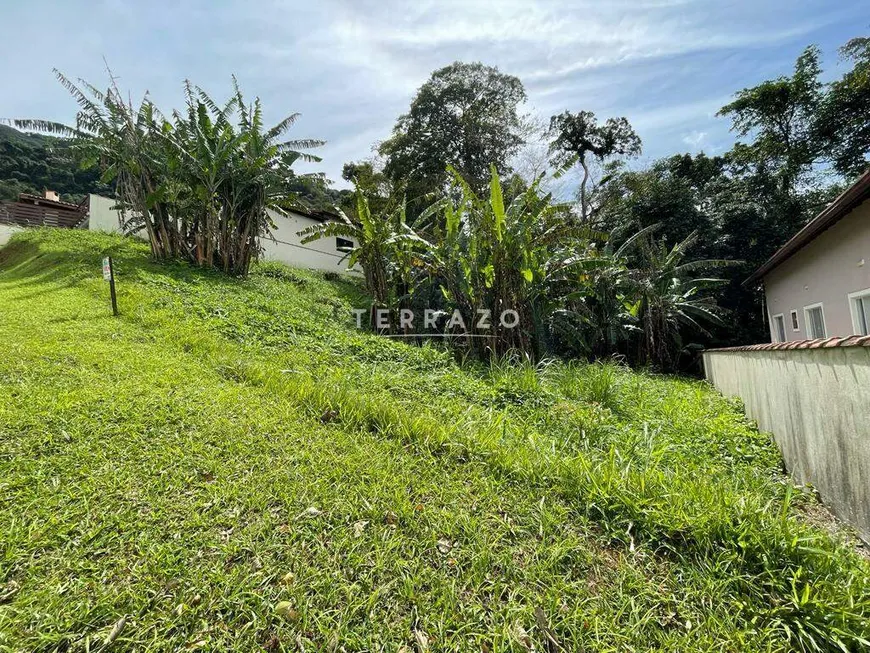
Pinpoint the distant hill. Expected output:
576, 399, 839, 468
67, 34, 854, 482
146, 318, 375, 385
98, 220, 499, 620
0, 124, 110, 203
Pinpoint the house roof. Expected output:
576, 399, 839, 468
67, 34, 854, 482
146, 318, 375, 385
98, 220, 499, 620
289, 205, 343, 223
17, 193, 87, 213
745, 167, 870, 286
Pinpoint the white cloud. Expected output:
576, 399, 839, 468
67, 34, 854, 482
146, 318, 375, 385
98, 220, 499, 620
682, 130, 708, 148
0, 0, 861, 190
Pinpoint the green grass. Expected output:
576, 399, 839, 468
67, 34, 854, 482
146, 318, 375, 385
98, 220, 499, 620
0, 229, 868, 652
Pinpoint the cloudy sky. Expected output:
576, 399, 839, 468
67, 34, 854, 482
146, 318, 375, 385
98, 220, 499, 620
1, 0, 866, 189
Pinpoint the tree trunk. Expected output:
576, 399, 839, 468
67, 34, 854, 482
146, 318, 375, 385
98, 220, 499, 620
579, 155, 590, 224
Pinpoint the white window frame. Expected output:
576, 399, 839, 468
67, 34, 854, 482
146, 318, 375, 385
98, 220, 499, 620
803, 302, 827, 339
847, 288, 870, 336
771, 313, 786, 342
790, 309, 799, 332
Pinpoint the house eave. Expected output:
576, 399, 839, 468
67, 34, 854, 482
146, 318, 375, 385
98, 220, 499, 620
743, 167, 870, 288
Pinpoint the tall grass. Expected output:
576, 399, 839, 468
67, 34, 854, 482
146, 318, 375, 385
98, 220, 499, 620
1, 229, 868, 651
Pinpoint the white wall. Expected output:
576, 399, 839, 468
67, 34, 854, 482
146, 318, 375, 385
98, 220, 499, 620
261, 208, 358, 274
0, 224, 22, 246
704, 346, 870, 542
88, 194, 125, 234
88, 194, 148, 240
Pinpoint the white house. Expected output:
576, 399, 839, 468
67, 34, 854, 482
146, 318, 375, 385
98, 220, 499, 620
87, 194, 357, 273
261, 207, 357, 273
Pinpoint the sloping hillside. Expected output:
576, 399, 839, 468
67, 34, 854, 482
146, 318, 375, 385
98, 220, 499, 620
0, 125, 111, 203
0, 229, 868, 651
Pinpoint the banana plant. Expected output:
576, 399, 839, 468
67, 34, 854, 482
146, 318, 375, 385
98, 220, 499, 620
299, 186, 428, 322
13, 70, 322, 276
625, 230, 736, 368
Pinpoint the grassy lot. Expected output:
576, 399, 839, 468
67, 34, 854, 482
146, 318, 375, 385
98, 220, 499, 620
0, 229, 868, 652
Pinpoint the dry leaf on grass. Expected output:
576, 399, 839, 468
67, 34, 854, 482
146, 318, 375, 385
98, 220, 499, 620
352, 520, 369, 537
511, 622, 534, 651
413, 628, 430, 651
296, 507, 322, 520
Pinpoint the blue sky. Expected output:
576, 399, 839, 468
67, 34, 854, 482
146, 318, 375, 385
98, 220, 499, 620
1, 0, 866, 190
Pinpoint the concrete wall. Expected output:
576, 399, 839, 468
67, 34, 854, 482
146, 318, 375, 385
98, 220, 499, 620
0, 224, 22, 246
703, 346, 870, 542
765, 200, 870, 341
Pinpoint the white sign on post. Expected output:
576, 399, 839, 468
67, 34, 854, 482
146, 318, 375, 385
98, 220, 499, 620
102, 257, 112, 281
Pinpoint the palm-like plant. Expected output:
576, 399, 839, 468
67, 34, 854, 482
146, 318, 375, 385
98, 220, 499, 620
425, 166, 579, 357
627, 231, 733, 368
165, 79, 324, 274
12, 70, 322, 276
299, 186, 427, 320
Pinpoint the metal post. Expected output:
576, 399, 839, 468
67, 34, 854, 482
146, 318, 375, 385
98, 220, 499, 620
108, 256, 118, 316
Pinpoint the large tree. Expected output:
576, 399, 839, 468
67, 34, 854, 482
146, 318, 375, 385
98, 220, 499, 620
717, 46, 824, 197
816, 36, 870, 178
546, 111, 642, 223
379, 62, 527, 217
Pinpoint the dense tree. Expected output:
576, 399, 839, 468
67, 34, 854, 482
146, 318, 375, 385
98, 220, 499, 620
379, 62, 527, 218
597, 154, 722, 257
285, 172, 343, 213
816, 36, 870, 178
338, 160, 394, 219
717, 46, 824, 197
546, 111, 642, 222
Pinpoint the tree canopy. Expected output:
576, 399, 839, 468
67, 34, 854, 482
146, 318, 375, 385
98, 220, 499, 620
816, 37, 870, 178
378, 62, 527, 216
547, 111, 642, 222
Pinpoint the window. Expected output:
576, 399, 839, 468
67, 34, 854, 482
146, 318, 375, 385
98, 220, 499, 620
772, 314, 786, 342
848, 288, 870, 336
336, 237, 354, 253
790, 310, 799, 331
804, 303, 826, 339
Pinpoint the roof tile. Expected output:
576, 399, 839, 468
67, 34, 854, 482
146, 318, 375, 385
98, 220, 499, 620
705, 335, 870, 353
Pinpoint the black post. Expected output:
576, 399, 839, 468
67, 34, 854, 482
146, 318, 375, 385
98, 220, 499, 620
108, 256, 118, 316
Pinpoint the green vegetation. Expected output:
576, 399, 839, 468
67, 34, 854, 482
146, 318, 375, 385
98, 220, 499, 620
546, 110, 642, 222
305, 168, 729, 368
14, 72, 325, 276
7, 33, 868, 353
353, 34, 870, 349
1, 229, 868, 651
0, 122, 341, 214
378, 62, 528, 215
0, 124, 110, 203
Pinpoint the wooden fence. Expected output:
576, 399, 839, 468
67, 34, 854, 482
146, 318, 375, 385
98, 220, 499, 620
0, 202, 87, 229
